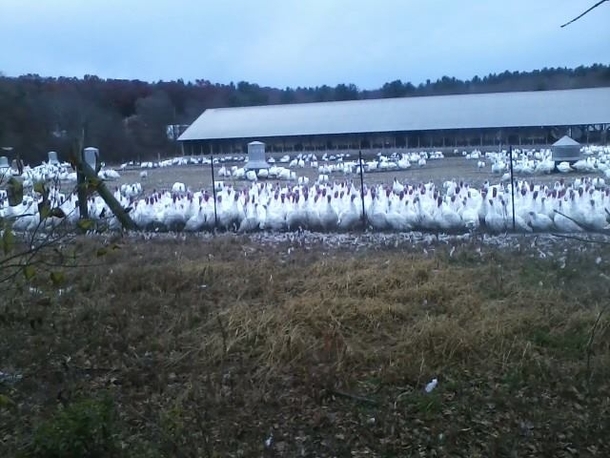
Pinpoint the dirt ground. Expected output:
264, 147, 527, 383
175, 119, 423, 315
109, 157, 598, 194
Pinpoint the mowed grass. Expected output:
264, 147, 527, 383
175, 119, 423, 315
1, 235, 610, 457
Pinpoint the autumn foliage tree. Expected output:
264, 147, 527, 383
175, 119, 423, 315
0, 64, 608, 164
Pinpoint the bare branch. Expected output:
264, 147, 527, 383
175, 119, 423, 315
553, 209, 591, 231
561, 0, 608, 27
586, 304, 608, 391
331, 389, 378, 405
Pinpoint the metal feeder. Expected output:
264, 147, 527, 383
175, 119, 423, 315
245, 141, 270, 171
552, 135, 581, 164
48, 151, 60, 165
83, 147, 99, 171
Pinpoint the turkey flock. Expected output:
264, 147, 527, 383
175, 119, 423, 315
466, 145, 610, 177
2, 177, 610, 234
2, 145, 610, 234
116, 177, 610, 233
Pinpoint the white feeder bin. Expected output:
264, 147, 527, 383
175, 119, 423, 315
245, 141, 270, 170
48, 151, 60, 165
83, 147, 99, 170
0, 156, 9, 169
552, 136, 581, 164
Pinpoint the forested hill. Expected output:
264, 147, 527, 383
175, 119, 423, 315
1, 64, 609, 163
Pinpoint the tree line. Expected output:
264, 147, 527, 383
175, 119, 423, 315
0, 64, 608, 164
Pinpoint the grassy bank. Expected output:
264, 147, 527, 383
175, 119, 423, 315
1, 235, 609, 457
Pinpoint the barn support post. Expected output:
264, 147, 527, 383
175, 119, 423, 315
209, 143, 219, 230
586, 126, 590, 144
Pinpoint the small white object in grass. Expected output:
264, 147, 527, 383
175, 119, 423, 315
596, 257, 602, 265
140, 170, 148, 179
0, 370, 23, 384
425, 377, 438, 393
264, 433, 273, 448
57, 287, 73, 296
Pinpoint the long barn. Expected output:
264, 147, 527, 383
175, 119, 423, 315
179, 87, 610, 154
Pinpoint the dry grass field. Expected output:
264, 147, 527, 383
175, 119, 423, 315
1, 233, 609, 456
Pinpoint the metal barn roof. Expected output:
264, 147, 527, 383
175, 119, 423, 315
179, 87, 610, 141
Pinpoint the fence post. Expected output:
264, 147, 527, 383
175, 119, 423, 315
79, 160, 137, 230
209, 143, 219, 229
75, 151, 89, 220
358, 147, 366, 230
509, 144, 516, 231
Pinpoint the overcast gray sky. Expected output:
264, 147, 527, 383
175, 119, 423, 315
1, 0, 608, 89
